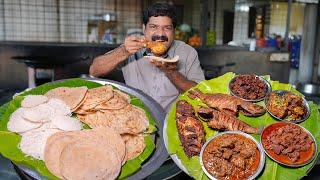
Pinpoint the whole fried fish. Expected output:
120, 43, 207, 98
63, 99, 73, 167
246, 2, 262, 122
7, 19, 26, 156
197, 107, 260, 134
188, 89, 265, 116
176, 100, 206, 157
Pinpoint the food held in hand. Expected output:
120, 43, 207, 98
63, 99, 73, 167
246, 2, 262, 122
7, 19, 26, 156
146, 41, 167, 56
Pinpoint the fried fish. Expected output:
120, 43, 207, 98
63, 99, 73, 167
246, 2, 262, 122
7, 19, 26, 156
188, 89, 265, 116
197, 107, 260, 134
176, 100, 205, 157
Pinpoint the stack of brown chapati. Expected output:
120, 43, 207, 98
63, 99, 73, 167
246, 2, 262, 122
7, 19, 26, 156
44, 86, 88, 112
74, 85, 149, 134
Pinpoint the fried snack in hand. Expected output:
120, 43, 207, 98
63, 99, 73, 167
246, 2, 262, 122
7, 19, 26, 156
146, 41, 167, 56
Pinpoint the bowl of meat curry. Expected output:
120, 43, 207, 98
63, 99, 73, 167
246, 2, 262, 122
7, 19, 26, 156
229, 74, 271, 102
261, 122, 317, 167
200, 131, 265, 180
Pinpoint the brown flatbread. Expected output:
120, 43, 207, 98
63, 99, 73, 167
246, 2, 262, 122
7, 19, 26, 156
113, 89, 131, 103
78, 105, 149, 134
60, 140, 121, 180
78, 127, 126, 164
44, 132, 76, 178
44, 127, 125, 179
71, 91, 88, 112
44, 86, 88, 111
121, 134, 146, 160
94, 93, 128, 110
144, 55, 179, 62
74, 107, 96, 115
79, 85, 114, 111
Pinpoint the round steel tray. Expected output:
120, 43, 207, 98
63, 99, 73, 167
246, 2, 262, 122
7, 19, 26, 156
13, 77, 168, 180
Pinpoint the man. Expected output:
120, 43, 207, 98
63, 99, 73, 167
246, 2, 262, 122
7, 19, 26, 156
90, 2, 204, 111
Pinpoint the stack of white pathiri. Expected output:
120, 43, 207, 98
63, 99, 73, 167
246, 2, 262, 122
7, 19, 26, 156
7, 95, 82, 160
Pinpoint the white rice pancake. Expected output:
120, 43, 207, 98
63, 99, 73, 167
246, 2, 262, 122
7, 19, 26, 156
36, 122, 58, 130
22, 104, 54, 123
7, 108, 42, 134
21, 95, 48, 108
19, 128, 61, 160
47, 98, 71, 116
50, 115, 82, 131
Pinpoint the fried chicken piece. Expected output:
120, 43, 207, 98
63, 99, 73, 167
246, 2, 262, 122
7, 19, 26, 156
146, 41, 166, 56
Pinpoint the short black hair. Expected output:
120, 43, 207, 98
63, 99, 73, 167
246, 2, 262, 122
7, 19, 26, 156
142, 2, 177, 28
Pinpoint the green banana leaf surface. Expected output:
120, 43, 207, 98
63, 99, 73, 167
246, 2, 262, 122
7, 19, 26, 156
166, 72, 320, 180
0, 78, 157, 179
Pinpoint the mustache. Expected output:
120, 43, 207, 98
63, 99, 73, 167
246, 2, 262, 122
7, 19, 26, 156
151, 35, 168, 41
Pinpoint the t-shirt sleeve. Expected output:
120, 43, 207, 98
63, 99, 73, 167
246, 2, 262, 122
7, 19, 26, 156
184, 49, 205, 83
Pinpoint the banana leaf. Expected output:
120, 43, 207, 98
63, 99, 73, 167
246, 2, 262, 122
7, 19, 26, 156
0, 78, 157, 179
166, 72, 320, 180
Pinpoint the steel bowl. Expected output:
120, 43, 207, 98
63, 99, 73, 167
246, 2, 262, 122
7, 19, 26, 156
229, 75, 272, 102
265, 90, 311, 123
199, 131, 265, 180
261, 122, 318, 167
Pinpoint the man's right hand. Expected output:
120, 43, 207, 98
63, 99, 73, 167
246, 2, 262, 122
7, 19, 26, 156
124, 36, 145, 55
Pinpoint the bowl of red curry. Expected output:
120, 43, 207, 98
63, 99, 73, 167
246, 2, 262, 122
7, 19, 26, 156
261, 122, 317, 167
200, 131, 265, 180
229, 74, 271, 102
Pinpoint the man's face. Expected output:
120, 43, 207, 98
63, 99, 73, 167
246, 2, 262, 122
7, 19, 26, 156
144, 16, 175, 51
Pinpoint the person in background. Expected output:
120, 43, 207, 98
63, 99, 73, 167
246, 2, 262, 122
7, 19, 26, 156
89, 2, 204, 112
